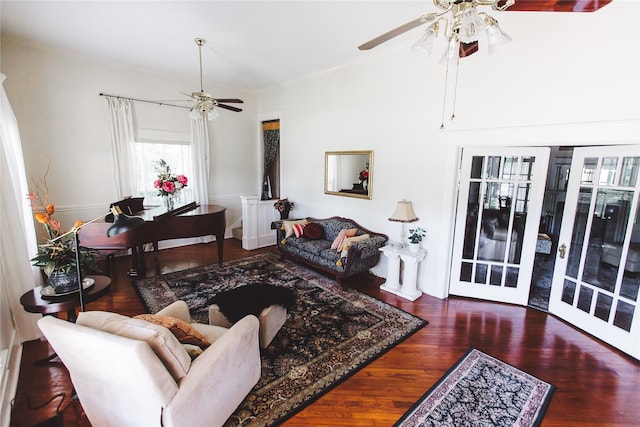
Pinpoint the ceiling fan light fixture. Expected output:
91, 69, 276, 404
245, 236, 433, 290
458, 4, 485, 44
439, 36, 460, 65
190, 98, 218, 121
207, 108, 220, 121
485, 15, 513, 55
412, 22, 439, 57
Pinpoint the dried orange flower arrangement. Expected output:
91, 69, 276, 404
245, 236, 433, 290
28, 165, 99, 290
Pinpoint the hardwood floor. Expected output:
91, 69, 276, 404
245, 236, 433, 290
12, 239, 640, 426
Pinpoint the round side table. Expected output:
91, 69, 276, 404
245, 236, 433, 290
20, 275, 111, 322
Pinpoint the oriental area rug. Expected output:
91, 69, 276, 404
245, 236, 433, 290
395, 348, 555, 427
133, 252, 427, 426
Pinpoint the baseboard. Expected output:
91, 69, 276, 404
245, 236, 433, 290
0, 332, 22, 427
243, 233, 276, 250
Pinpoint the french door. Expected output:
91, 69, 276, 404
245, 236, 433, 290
548, 146, 640, 359
450, 147, 550, 305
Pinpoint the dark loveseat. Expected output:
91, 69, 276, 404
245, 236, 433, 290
273, 216, 388, 285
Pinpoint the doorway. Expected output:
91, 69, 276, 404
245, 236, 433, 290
528, 146, 573, 311
451, 144, 639, 358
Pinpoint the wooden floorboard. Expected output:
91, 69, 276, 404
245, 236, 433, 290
12, 239, 640, 426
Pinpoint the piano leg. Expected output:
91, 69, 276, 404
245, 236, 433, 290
153, 241, 159, 263
216, 235, 224, 265
128, 245, 147, 277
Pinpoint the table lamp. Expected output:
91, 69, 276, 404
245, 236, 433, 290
388, 200, 419, 248
51, 206, 144, 311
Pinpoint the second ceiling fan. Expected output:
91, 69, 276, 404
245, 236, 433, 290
183, 38, 243, 119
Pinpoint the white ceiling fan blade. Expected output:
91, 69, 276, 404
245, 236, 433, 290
358, 14, 437, 51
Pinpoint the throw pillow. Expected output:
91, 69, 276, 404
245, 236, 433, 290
331, 228, 357, 251
340, 234, 370, 258
282, 219, 310, 238
303, 222, 324, 240
134, 314, 211, 349
77, 311, 191, 381
292, 222, 307, 238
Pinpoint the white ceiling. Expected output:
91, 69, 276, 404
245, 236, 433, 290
1, 1, 443, 91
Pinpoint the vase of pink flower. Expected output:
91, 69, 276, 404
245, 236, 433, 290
153, 159, 188, 211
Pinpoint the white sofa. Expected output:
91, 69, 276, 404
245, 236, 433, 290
38, 301, 261, 427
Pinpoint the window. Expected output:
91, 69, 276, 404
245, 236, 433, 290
133, 129, 193, 206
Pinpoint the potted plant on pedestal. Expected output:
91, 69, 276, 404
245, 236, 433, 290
408, 227, 426, 252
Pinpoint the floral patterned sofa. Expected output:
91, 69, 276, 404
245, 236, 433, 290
274, 216, 388, 285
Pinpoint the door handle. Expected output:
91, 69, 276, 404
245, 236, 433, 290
558, 243, 567, 259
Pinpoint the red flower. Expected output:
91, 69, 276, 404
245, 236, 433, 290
177, 175, 188, 185
162, 181, 175, 193
153, 179, 162, 188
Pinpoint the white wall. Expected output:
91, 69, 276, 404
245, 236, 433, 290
1, 36, 259, 231
1, 2, 638, 301
257, 1, 640, 298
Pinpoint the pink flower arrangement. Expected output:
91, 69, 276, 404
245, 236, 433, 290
154, 159, 188, 197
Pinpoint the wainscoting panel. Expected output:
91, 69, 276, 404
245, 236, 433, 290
241, 196, 280, 250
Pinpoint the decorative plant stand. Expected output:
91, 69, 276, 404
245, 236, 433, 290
379, 245, 426, 301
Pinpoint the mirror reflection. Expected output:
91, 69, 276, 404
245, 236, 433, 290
325, 150, 372, 199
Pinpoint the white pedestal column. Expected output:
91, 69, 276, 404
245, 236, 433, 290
379, 245, 427, 301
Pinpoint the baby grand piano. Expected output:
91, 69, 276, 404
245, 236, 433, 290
80, 197, 226, 276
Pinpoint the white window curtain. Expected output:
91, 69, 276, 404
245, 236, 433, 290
190, 114, 210, 204
105, 97, 136, 199
0, 73, 41, 341
190, 113, 212, 243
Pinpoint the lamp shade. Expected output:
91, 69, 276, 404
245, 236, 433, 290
107, 206, 145, 237
389, 201, 419, 223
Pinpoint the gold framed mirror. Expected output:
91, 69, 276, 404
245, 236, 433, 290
324, 150, 373, 199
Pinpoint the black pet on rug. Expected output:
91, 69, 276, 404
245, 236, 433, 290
207, 283, 296, 323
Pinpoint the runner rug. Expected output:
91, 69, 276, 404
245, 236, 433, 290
395, 348, 555, 427
133, 252, 427, 426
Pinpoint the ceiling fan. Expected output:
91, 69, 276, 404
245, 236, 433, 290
358, 0, 612, 54
183, 38, 243, 120
358, 0, 612, 129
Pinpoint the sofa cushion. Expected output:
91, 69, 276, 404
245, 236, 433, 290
304, 222, 324, 240
318, 248, 341, 262
190, 323, 229, 344
183, 343, 203, 360
282, 219, 310, 238
77, 311, 191, 381
133, 314, 211, 349
330, 228, 357, 250
287, 238, 331, 256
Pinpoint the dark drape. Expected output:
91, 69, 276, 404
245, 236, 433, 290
261, 120, 280, 200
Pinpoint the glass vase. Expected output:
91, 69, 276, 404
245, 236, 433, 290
164, 194, 175, 211
47, 270, 81, 294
